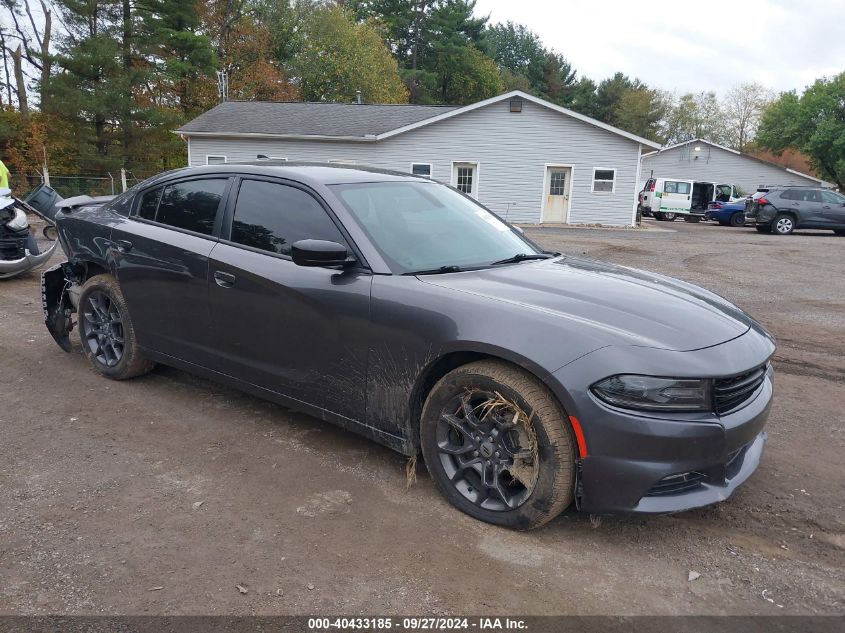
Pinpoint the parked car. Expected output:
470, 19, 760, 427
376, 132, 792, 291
705, 200, 748, 226
640, 177, 741, 222
745, 186, 845, 235
43, 163, 775, 529
0, 187, 57, 279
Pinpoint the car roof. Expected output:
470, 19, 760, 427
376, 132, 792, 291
139, 162, 430, 189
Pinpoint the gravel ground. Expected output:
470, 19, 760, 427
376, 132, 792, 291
0, 218, 843, 616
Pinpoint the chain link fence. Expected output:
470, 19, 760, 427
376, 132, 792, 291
11, 170, 160, 199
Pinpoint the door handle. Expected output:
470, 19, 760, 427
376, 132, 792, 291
116, 240, 133, 253
214, 270, 236, 288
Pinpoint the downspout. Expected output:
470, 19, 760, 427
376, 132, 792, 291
632, 143, 643, 226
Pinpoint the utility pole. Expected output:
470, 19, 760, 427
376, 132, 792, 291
120, 168, 128, 192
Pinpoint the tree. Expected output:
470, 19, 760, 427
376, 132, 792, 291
612, 87, 669, 143
137, 0, 217, 115
290, 5, 407, 103
433, 42, 501, 104
346, 0, 489, 104
662, 91, 727, 145
541, 51, 576, 106
568, 76, 599, 118
757, 72, 845, 189
723, 82, 773, 151
485, 21, 545, 91
1, 0, 53, 111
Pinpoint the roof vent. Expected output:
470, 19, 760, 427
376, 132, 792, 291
355, 90, 362, 105
509, 97, 523, 113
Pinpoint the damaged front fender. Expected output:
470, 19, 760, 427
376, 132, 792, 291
41, 261, 81, 352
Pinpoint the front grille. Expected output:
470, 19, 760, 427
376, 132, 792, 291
646, 471, 708, 497
714, 364, 767, 415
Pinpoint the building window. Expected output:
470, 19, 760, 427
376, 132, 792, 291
592, 168, 616, 193
206, 155, 227, 165
457, 167, 473, 194
411, 163, 432, 178
550, 171, 566, 196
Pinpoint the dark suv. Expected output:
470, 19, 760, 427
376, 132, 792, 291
746, 186, 845, 235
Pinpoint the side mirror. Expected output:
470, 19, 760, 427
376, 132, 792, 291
291, 239, 350, 267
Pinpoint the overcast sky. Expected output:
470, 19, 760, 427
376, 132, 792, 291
474, 0, 844, 95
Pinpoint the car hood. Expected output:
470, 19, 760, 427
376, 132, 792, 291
420, 256, 752, 352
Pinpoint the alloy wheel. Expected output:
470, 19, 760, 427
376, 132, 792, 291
775, 217, 794, 234
435, 391, 538, 512
81, 290, 125, 367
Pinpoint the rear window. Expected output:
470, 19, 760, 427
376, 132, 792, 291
137, 187, 162, 221
155, 179, 227, 235
664, 181, 691, 194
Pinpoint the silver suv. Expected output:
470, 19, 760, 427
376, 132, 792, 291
746, 187, 845, 235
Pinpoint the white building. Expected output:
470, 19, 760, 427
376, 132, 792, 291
641, 138, 832, 193
177, 90, 660, 227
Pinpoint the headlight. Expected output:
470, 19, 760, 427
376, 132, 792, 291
591, 375, 711, 412
5, 208, 29, 231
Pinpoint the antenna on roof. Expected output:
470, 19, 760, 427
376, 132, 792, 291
355, 90, 362, 105
216, 70, 229, 102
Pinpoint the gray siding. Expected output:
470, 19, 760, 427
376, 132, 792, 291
187, 99, 643, 225
641, 143, 824, 194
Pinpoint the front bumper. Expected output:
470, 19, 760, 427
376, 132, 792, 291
551, 327, 775, 514
0, 242, 58, 278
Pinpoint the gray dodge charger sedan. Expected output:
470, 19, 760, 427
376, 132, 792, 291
42, 163, 775, 529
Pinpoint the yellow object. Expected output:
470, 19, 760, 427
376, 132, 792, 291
0, 160, 10, 190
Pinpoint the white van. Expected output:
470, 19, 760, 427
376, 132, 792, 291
639, 177, 742, 221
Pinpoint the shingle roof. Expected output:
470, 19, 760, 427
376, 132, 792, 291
177, 101, 459, 138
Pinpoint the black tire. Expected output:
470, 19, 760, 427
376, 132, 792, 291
834, 229, 845, 236
420, 360, 576, 530
77, 274, 155, 380
772, 213, 795, 235
729, 212, 745, 227
755, 225, 771, 233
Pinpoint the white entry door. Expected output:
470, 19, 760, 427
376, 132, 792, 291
542, 166, 572, 222
452, 162, 478, 198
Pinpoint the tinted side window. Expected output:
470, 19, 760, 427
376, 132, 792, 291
821, 190, 845, 204
156, 179, 227, 235
231, 180, 346, 256
138, 187, 162, 220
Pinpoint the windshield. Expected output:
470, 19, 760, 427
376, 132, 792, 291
331, 181, 543, 274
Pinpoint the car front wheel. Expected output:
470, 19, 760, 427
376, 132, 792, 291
420, 360, 576, 530
78, 274, 155, 380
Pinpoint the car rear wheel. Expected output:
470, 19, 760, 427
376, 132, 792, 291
730, 212, 746, 227
78, 274, 155, 380
773, 214, 795, 235
420, 360, 576, 530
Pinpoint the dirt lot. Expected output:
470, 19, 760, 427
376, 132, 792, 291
1, 219, 843, 616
